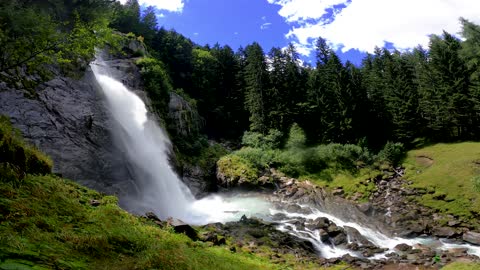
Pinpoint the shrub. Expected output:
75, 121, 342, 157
216, 155, 258, 186
241, 129, 283, 150
285, 123, 306, 150
376, 142, 405, 166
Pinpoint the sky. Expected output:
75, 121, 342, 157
121, 0, 480, 66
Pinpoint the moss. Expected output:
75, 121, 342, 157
0, 115, 52, 177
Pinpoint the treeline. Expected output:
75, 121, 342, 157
113, 1, 480, 151
3, 0, 480, 152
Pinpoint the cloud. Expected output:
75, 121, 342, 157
268, 0, 480, 56
262, 16, 267, 21
261, 22, 272, 30
193, 32, 199, 36
119, 0, 184, 12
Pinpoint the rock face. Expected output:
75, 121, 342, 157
0, 58, 146, 201
168, 92, 202, 138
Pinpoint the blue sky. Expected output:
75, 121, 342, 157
127, 0, 480, 66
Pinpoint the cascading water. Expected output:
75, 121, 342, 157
90, 57, 480, 260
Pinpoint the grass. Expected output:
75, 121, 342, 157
300, 168, 379, 201
403, 142, 480, 220
0, 175, 283, 270
442, 261, 480, 270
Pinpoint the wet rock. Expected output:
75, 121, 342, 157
307, 217, 330, 230
326, 224, 343, 237
332, 233, 347, 245
319, 229, 330, 243
344, 226, 373, 246
433, 227, 456, 238
448, 247, 468, 257
357, 203, 371, 213
167, 218, 198, 240
463, 231, 480, 245
145, 212, 161, 222
394, 243, 412, 252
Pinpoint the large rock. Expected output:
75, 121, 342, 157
463, 231, 480, 245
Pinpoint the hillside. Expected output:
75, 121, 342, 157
0, 117, 277, 270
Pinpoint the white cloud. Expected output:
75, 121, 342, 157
119, 0, 184, 12
268, 0, 480, 56
261, 22, 272, 30
234, 32, 239, 35
262, 16, 267, 21
194, 32, 199, 36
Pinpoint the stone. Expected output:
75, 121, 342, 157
332, 233, 347, 245
145, 212, 161, 222
394, 243, 412, 252
433, 227, 456, 238
357, 203, 371, 213
344, 226, 372, 246
326, 224, 343, 237
319, 229, 330, 243
463, 231, 480, 245
167, 218, 198, 240
332, 188, 344, 196
310, 217, 330, 229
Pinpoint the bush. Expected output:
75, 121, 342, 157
216, 155, 259, 186
241, 129, 283, 150
285, 123, 306, 150
136, 58, 173, 118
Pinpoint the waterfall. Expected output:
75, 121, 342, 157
91, 59, 196, 221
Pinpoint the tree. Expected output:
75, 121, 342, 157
244, 43, 269, 133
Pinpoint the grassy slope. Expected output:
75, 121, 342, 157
403, 142, 480, 220
0, 116, 282, 270
0, 175, 281, 270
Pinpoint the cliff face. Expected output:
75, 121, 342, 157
0, 61, 139, 197
0, 53, 210, 203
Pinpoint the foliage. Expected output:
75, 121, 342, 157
136, 57, 173, 118
0, 0, 116, 79
285, 124, 306, 150
241, 130, 283, 150
376, 142, 405, 166
217, 155, 259, 186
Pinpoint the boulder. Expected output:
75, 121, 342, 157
167, 218, 198, 240
344, 226, 373, 246
433, 227, 456, 238
463, 231, 480, 245
394, 243, 412, 252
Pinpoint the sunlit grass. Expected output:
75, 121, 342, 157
403, 142, 480, 220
